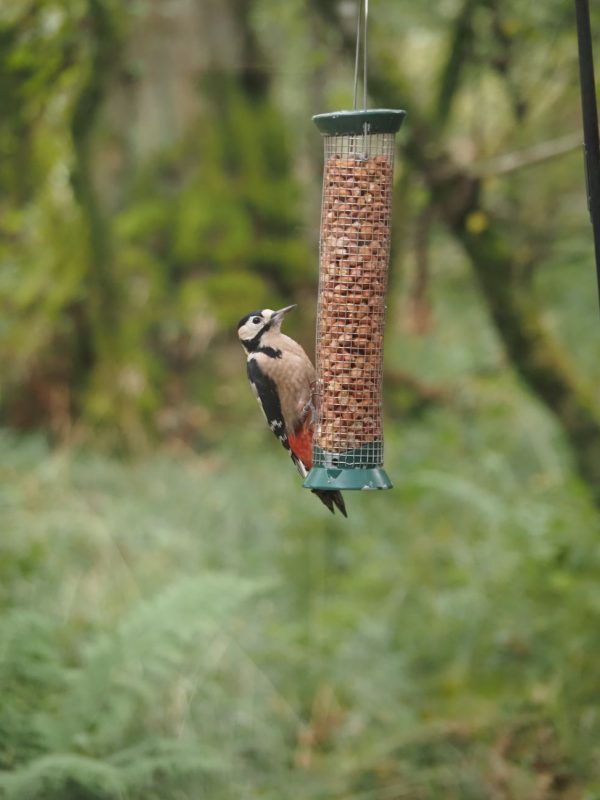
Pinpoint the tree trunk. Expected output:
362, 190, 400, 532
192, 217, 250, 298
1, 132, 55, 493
70, 0, 123, 360
462, 218, 600, 498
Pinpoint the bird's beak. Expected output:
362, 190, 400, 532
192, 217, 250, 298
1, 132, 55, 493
271, 304, 297, 324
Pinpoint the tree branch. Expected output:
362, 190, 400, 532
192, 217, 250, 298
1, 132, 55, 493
405, 203, 435, 334
385, 370, 453, 416
469, 132, 583, 178
435, 0, 480, 126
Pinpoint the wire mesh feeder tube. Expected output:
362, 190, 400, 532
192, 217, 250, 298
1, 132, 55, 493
304, 110, 405, 492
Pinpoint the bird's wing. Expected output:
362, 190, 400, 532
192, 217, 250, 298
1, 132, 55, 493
247, 357, 309, 480
247, 358, 288, 447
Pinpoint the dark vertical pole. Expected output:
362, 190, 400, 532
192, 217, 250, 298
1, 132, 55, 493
574, 0, 600, 312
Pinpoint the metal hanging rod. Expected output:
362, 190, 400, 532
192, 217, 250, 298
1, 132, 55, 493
574, 0, 600, 313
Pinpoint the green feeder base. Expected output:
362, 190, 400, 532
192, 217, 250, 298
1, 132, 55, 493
304, 443, 392, 491
304, 466, 392, 491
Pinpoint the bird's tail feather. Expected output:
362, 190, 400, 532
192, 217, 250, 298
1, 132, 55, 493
311, 489, 347, 518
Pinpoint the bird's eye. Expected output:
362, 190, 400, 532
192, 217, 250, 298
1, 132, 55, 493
252, 316, 261, 324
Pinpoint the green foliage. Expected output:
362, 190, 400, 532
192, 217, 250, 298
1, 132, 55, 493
1, 2, 600, 795
0, 755, 124, 800
1, 0, 598, 456
1, 411, 599, 797
0, 5, 309, 444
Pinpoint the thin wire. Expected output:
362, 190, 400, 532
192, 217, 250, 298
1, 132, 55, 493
353, 0, 369, 110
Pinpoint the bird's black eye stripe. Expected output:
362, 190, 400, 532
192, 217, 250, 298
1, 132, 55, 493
252, 316, 261, 324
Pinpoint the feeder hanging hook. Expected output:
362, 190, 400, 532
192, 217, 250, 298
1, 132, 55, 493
353, 0, 369, 112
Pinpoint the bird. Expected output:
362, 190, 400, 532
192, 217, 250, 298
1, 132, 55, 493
237, 305, 347, 517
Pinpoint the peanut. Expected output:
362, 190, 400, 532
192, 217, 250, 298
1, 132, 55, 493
315, 151, 393, 454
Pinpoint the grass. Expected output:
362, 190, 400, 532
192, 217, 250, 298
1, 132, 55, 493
1, 380, 600, 800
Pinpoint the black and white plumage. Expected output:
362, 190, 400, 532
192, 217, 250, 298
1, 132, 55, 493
237, 305, 347, 517
246, 358, 288, 451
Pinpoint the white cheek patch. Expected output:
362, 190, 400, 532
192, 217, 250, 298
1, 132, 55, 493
240, 322, 257, 339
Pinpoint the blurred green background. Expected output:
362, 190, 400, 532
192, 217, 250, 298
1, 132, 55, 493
1, 0, 600, 798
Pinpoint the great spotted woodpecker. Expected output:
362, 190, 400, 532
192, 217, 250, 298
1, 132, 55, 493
237, 305, 347, 517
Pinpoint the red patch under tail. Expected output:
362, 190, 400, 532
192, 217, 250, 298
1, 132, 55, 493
288, 421, 313, 471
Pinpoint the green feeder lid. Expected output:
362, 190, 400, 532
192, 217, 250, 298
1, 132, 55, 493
313, 109, 406, 136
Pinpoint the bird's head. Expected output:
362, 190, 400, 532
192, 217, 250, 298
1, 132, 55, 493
237, 305, 296, 351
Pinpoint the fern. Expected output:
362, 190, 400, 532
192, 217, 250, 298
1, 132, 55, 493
0, 755, 124, 800
54, 575, 265, 753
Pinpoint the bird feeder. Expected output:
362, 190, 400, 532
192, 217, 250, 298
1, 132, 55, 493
303, 109, 405, 493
